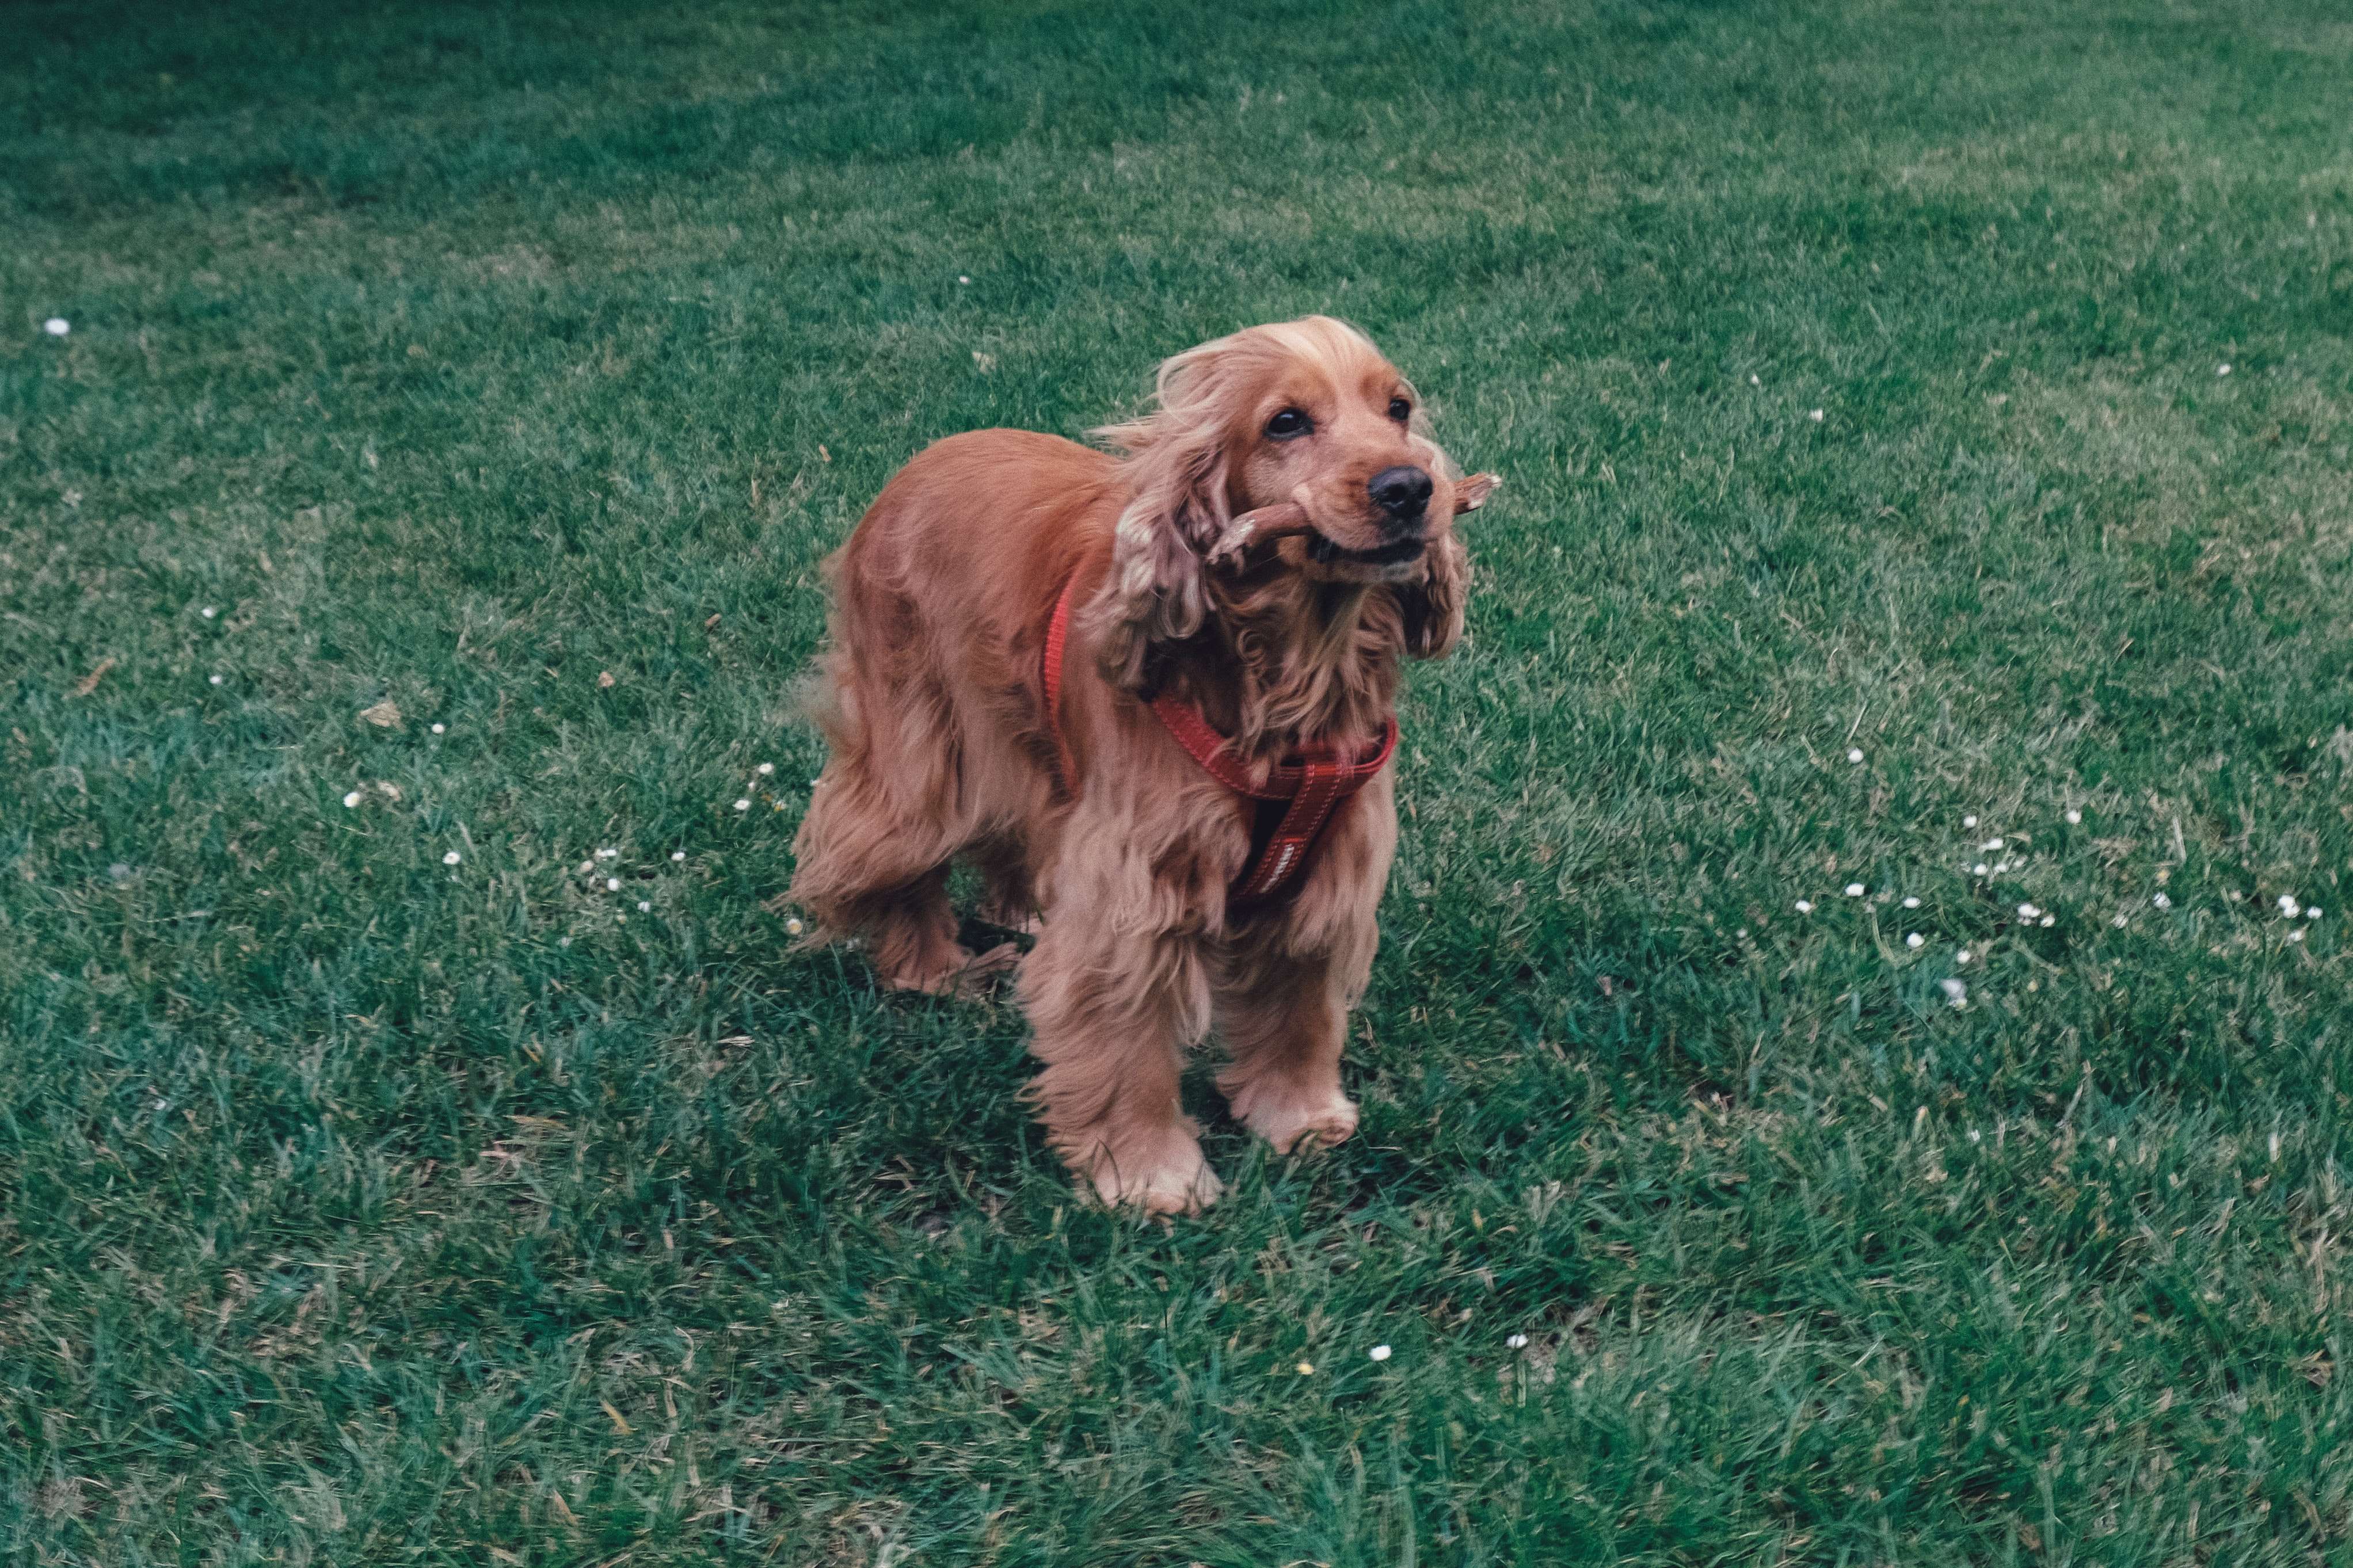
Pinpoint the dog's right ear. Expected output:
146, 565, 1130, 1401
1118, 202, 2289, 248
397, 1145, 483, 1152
1086, 355, 1238, 690
1091, 502, 1209, 692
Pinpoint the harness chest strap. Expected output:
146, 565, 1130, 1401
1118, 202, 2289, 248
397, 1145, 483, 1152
1042, 572, 1397, 902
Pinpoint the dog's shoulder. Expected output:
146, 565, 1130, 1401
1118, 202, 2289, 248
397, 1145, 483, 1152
890, 429, 1124, 522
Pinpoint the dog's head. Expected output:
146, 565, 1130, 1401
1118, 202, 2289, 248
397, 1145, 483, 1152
1091, 316, 1472, 688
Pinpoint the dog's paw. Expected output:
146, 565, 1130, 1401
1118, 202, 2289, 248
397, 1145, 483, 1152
977, 896, 1044, 938
1084, 1134, 1224, 1215
877, 940, 1021, 995
1224, 1078, 1360, 1155
873, 936, 974, 994
951, 941, 1025, 996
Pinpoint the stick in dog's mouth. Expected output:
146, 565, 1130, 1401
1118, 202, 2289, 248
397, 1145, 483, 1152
1205, 472, 1501, 570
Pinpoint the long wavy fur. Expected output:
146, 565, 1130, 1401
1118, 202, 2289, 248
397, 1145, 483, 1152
1087, 318, 1468, 754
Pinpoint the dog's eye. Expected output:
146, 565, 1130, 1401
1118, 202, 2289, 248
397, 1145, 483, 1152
1265, 408, 1311, 440
1387, 397, 1412, 423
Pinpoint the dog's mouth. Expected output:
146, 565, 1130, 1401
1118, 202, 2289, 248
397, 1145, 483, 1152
1306, 532, 1427, 567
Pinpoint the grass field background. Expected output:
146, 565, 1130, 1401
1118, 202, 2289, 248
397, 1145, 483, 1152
6, 0, 2353, 1561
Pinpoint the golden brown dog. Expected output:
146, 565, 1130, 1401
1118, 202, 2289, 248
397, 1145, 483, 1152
790, 316, 1486, 1212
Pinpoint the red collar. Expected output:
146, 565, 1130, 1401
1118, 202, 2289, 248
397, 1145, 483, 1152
1044, 571, 1397, 902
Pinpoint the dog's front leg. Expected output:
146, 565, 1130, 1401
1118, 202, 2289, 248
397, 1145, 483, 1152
1212, 949, 1366, 1155
1214, 777, 1394, 1154
1017, 863, 1221, 1215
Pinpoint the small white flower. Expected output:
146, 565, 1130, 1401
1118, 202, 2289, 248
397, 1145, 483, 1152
559, 936, 572, 948
1749, 373, 1761, 386
200, 606, 216, 619
443, 850, 462, 865
1808, 409, 1825, 422
1956, 949, 1971, 964
2017, 902, 2039, 918
2039, 914, 2055, 928
431, 722, 446, 734
43, 317, 70, 337
733, 798, 751, 811
671, 850, 686, 862
342, 790, 363, 808
2288, 928, 2306, 943
1847, 747, 1864, 764
1794, 899, 1813, 913
757, 762, 775, 776
606, 877, 622, 892
1968, 1128, 1981, 1143
597, 848, 619, 860
2278, 894, 2301, 917
2308, 906, 2322, 919
578, 860, 595, 875
1845, 883, 1865, 898
2217, 363, 2232, 376
2152, 893, 2172, 910
1980, 838, 2004, 852
1505, 1333, 1529, 1349
786, 917, 805, 936
637, 900, 650, 913
2065, 809, 2081, 825
1736, 928, 1749, 938
208, 673, 223, 685
1940, 978, 1968, 1006
958, 274, 971, 285
1906, 933, 1924, 948
1368, 1344, 1392, 1362
1963, 815, 1978, 828
1973, 864, 1988, 877
1902, 896, 1921, 909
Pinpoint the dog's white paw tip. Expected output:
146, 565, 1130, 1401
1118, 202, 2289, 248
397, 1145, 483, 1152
1233, 1092, 1360, 1155
1271, 1112, 1358, 1155
1286, 1116, 1358, 1154
1088, 1146, 1223, 1215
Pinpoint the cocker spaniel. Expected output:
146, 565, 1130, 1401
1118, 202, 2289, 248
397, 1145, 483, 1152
790, 316, 1492, 1212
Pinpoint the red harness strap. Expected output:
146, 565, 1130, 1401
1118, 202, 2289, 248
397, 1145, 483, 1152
1043, 573, 1398, 903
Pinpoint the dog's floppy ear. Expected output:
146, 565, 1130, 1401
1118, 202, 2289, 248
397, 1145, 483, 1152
1091, 471, 1221, 690
1086, 349, 1238, 690
1399, 530, 1469, 659
1398, 435, 1482, 659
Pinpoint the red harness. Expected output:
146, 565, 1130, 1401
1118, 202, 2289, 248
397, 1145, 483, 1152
1042, 573, 1397, 903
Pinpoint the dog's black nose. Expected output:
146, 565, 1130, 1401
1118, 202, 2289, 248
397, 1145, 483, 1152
1368, 466, 1433, 524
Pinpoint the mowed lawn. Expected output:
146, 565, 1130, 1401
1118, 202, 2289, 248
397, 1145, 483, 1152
6, 0, 2353, 1561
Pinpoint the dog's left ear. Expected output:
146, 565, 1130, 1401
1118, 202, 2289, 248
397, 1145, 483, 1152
1399, 531, 1469, 659
1398, 437, 1484, 659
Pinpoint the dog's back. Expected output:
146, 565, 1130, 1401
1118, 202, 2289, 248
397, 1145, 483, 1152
790, 429, 1122, 990
833, 429, 1118, 660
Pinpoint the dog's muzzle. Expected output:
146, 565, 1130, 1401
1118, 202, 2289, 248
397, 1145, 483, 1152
1307, 532, 1429, 568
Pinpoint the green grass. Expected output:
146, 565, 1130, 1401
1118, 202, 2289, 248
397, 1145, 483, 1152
5, 0, 2353, 1559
